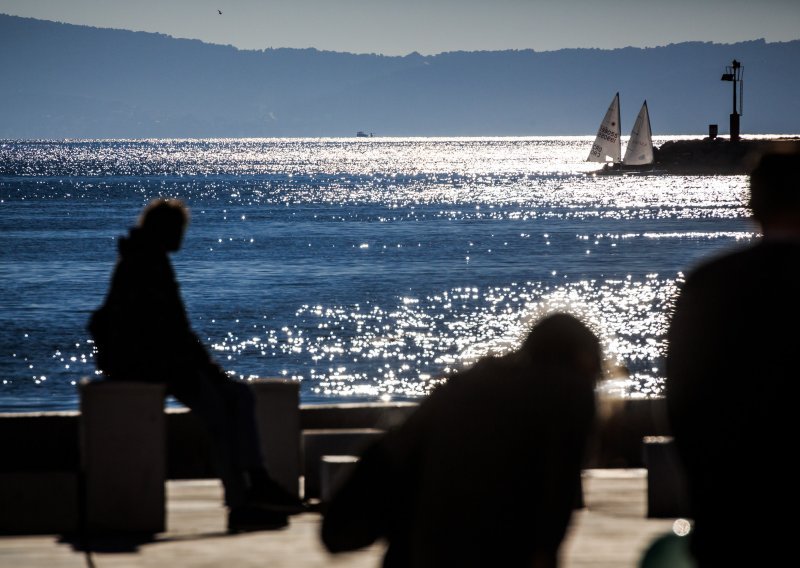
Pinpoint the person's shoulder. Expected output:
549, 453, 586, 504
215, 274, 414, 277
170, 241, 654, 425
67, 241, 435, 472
683, 244, 760, 284
693, 240, 800, 274
419, 357, 495, 404
441, 355, 530, 409
450, 354, 515, 384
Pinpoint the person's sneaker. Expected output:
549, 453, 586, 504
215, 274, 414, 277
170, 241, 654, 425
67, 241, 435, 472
227, 506, 288, 533
246, 479, 307, 515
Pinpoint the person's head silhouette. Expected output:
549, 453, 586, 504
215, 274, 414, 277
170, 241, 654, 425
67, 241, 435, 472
137, 198, 189, 252
522, 312, 602, 382
748, 152, 800, 236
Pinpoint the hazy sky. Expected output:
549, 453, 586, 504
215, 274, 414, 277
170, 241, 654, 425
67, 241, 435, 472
2, 0, 799, 56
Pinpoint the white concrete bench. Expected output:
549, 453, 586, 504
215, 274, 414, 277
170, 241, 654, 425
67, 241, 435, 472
80, 379, 167, 535
251, 378, 302, 498
0, 471, 80, 534
79, 377, 302, 534
302, 428, 385, 500
320, 454, 361, 503
0, 411, 80, 535
643, 435, 690, 518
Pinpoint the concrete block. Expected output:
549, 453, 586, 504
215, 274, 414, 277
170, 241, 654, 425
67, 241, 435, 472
251, 378, 301, 498
302, 428, 384, 499
165, 407, 216, 480
0, 472, 79, 534
643, 436, 690, 518
80, 379, 166, 534
300, 402, 417, 430
320, 455, 360, 503
0, 412, 79, 473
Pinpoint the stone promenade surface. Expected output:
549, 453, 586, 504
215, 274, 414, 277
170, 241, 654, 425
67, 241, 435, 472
0, 469, 683, 567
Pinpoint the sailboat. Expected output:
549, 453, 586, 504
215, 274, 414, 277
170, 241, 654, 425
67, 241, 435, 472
587, 92, 622, 163
588, 93, 654, 172
622, 101, 654, 166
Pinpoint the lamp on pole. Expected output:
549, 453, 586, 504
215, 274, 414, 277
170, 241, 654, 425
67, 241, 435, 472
720, 60, 743, 142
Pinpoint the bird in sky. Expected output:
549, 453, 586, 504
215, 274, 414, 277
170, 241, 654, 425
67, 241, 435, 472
218, 10, 222, 15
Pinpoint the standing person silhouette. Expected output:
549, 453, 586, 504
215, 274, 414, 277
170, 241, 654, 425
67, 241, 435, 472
321, 312, 602, 567
89, 198, 305, 532
665, 152, 800, 566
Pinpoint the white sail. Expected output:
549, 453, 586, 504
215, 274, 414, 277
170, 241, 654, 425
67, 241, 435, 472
622, 101, 654, 166
587, 93, 621, 163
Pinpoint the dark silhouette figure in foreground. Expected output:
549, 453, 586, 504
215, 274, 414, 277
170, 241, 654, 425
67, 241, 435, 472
666, 152, 800, 566
89, 198, 304, 532
321, 313, 602, 567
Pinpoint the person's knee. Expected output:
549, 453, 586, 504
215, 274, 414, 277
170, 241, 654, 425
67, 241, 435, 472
223, 379, 256, 412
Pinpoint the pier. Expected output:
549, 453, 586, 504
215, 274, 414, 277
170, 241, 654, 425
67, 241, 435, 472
0, 469, 685, 567
0, 393, 687, 566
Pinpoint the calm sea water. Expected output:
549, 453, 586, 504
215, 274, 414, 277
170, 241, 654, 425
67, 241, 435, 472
0, 137, 755, 412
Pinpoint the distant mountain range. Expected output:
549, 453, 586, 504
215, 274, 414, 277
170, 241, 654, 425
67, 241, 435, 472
2, 14, 799, 138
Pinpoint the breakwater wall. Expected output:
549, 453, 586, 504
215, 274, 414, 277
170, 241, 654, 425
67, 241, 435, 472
654, 137, 800, 174
0, 397, 670, 478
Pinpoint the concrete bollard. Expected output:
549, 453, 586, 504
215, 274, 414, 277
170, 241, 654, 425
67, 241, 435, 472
320, 455, 360, 503
643, 435, 691, 519
79, 378, 166, 534
250, 378, 302, 498
302, 428, 385, 500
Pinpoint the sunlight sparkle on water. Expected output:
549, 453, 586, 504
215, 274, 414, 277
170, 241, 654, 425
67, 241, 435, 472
0, 136, 758, 410
208, 276, 680, 400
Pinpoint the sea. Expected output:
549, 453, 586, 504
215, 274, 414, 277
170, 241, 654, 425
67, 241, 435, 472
0, 136, 757, 413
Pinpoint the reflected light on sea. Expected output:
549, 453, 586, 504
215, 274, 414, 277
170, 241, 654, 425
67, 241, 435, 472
0, 136, 758, 410
210, 276, 679, 400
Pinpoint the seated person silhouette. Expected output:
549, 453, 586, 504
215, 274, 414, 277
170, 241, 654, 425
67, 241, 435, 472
666, 152, 800, 566
88, 198, 304, 532
321, 312, 602, 567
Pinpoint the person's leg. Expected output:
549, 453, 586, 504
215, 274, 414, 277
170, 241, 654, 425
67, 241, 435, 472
170, 370, 305, 516
215, 378, 265, 472
169, 371, 249, 508
170, 370, 291, 532
216, 378, 306, 513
